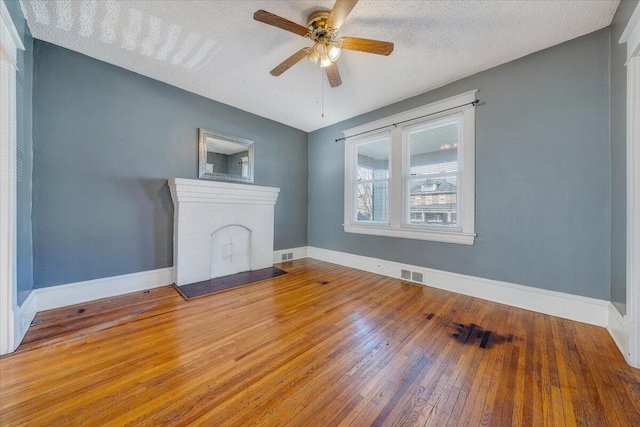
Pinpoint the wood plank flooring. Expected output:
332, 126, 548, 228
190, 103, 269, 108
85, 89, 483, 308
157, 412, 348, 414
1, 259, 639, 426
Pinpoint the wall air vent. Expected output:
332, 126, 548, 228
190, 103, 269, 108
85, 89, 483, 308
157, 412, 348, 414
400, 269, 424, 284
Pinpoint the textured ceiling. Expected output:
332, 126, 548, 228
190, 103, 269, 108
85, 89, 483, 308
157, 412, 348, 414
21, 0, 618, 132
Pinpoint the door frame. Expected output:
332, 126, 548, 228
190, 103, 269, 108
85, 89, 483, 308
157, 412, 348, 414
620, 1, 640, 368
0, 0, 24, 355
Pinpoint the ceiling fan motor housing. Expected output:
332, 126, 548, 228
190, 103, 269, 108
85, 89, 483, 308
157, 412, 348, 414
307, 11, 335, 42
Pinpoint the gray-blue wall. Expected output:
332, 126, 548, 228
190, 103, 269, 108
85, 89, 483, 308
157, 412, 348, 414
609, 0, 638, 315
308, 29, 611, 300
5, 0, 34, 306
32, 40, 308, 288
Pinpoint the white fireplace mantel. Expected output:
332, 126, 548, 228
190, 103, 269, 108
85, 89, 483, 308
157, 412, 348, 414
169, 178, 280, 205
169, 178, 280, 286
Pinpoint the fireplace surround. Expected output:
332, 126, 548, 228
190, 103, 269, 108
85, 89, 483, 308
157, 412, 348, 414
168, 178, 280, 286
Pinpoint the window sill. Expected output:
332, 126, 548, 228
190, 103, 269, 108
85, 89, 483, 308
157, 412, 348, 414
344, 224, 476, 245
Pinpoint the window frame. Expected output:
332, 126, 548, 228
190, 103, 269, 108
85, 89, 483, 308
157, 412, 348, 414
343, 90, 477, 245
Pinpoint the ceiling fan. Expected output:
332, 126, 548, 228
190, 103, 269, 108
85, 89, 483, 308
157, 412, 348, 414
253, 0, 394, 88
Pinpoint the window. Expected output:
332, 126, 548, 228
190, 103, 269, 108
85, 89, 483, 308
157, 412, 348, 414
405, 117, 460, 227
353, 133, 390, 222
343, 91, 477, 245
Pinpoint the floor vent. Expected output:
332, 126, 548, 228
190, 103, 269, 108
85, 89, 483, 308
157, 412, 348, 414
281, 252, 293, 261
400, 269, 424, 284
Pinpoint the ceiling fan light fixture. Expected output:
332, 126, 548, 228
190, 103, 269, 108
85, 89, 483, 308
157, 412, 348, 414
311, 41, 340, 68
319, 56, 333, 68
314, 42, 327, 55
308, 49, 319, 64
328, 42, 341, 62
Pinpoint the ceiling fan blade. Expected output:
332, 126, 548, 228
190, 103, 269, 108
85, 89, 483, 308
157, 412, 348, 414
270, 48, 311, 76
253, 10, 309, 37
338, 37, 394, 56
327, 0, 359, 30
326, 63, 342, 88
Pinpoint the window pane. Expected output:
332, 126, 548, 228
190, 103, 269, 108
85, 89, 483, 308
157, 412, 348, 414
408, 120, 459, 175
357, 135, 390, 181
408, 177, 457, 226
356, 182, 388, 222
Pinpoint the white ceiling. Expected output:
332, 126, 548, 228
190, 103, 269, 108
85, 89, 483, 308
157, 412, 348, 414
21, 0, 619, 132
206, 138, 247, 156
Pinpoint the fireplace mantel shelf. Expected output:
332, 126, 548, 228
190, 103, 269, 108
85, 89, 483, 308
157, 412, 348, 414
169, 178, 280, 205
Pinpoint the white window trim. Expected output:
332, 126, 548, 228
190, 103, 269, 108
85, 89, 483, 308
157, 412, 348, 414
0, 0, 25, 356
343, 90, 477, 245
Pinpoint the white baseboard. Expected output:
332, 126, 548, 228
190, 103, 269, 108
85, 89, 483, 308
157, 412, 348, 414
23, 248, 309, 323
35, 267, 175, 312
7, 267, 174, 352
14, 290, 37, 347
306, 246, 610, 327
607, 303, 630, 362
273, 246, 308, 264
13, 248, 625, 363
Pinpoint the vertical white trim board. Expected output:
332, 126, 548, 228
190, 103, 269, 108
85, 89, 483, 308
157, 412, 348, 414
621, 0, 640, 368
306, 246, 609, 327
0, 0, 26, 356
607, 303, 630, 361
15, 289, 37, 346
625, 55, 640, 368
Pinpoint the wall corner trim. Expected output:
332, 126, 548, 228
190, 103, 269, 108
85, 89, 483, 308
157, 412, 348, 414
619, 1, 640, 45
15, 290, 37, 346
607, 303, 630, 363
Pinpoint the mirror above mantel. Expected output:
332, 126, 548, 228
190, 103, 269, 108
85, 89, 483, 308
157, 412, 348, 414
198, 128, 254, 183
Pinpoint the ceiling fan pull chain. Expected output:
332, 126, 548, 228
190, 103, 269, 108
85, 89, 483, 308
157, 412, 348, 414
322, 68, 325, 118
317, 67, 321, 106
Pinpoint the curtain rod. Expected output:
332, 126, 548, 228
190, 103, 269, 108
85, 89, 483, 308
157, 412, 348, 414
334, 99, 480, 143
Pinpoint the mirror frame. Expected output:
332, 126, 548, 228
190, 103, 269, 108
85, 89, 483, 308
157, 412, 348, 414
198, 128, 255, 183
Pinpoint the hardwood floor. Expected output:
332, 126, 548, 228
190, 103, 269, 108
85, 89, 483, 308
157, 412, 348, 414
1, 259, 639, 426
